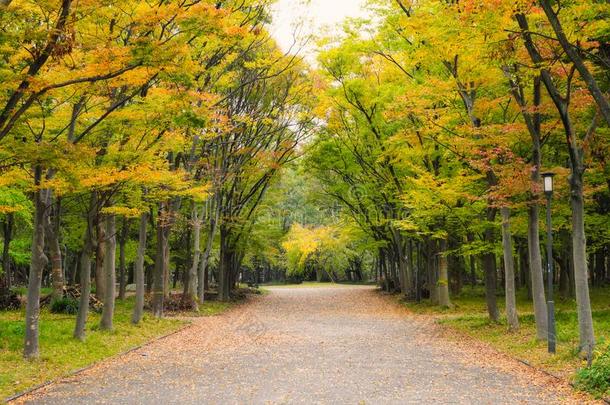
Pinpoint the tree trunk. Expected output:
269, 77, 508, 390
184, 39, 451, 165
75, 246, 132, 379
406, 239, 414, 295
595, 250, 605, 287
528, 204, 548, 339
520, 243, 532, 299
559, 229, 572, 299
163, 228, 170, 297
393, 229, 412, 298
427, 240, 438, 304
146, 264, 153, 294
152, 203, 167, 318
448, 238, 463, 295
24, 168, 48, 359
132, 212, 148, 324
118, 218, 128, 300
415, 241, 422, 302
218, 226, 231, 301
483, 208, 499, 322
381, 249, 389, 292
501, 207, 519, 332
100, 215, 116, 330
203, 257, 209, 294
95, 218, 106, 302
184, 206, 203, 310
182, 225, 192, 295
197, 215, 212, 300
570, 167, 596, 356
69, 251, 79, 286
438, 239, 451, 308
46, 193, 63, 300
467, 233, 476, 286
559, 255, 571, 299
482, 250, 499, 323
1, 213, 13, 291
74, 193, 96, 340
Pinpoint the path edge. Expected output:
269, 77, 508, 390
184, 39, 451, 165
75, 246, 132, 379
383, 290, 610, 405
4, 323, 193, 404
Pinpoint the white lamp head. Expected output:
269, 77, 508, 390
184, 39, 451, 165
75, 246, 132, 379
542, 172, 555, 194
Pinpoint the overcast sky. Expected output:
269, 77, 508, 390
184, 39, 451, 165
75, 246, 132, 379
270, 0, 367, 57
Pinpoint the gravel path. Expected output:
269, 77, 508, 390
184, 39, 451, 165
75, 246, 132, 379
15, 285, 595, 404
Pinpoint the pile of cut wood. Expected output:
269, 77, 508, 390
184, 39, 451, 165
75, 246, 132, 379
40, 286, 103, 312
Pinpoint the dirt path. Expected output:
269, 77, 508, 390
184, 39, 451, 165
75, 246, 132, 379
15, 286, 595, 404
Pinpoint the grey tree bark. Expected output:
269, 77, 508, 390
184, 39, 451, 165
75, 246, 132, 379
427, 240, 438, 304
184, 206, 204, 310
152, 202, 167, 317
501, 207, 519, 332
24, 167, 48, 359
197, 204, 217, 302
74, 194, 96, 340
118, 218, 128, 300
438, 239, 451, 308
100, 215, 116, 330
528, 204, 548, 339
132, 212, 148, 324
393, 228, 412, 298
483, 207, 499, 322
571, 159, 596, 358
218, 226, 232, 301
46, 192, 64, 300
95, 218, 106, 302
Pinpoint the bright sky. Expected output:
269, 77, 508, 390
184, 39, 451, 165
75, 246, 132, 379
270, 0, 368, 57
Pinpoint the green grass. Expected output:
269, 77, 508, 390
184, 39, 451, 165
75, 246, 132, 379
171, 300, 233, 317
0, 298, 188, 400
262, 281, 364, 288
11, 286, 52, 296
402, 286, 610, 394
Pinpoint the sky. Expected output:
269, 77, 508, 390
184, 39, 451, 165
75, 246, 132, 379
270, 0, 368, 57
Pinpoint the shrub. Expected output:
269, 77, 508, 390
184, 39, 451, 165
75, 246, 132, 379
50, 297, 79, 315
0, 290, 21, 310
575, 347, 610, 398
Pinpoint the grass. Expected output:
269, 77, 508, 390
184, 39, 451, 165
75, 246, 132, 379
402, 285, 610, 395
170, 300, 233, 317
262, 281, 372, 288
10, 286, 52, 296
0, 297, 232, 400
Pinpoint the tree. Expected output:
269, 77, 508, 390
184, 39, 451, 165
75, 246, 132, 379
516, 8, 596, 358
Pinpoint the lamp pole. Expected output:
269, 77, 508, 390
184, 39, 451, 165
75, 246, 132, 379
542, 172, 556, 354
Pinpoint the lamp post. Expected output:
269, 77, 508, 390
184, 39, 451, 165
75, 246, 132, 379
542, 172, 556, 354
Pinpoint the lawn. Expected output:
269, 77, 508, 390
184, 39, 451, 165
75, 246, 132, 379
0, 297, 229, 400
402, 286, 610, 397
262, 281, 373, 288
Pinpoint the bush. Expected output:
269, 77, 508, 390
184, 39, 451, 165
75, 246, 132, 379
0, 290, 21, 310
50, 297, 79, 314
575, 347, 610, 398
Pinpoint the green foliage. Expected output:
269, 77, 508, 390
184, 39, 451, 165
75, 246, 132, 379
49, 297, 79, 315
575, 346, 610, 398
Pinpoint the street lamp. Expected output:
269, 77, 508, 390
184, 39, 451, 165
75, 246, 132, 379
542, 172, 556, 354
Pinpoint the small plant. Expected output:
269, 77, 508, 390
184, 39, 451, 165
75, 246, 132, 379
575, 346, 610, 398
50, 297, 79, 315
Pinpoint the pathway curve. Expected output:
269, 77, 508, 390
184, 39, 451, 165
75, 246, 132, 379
15, 285, 594, 404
